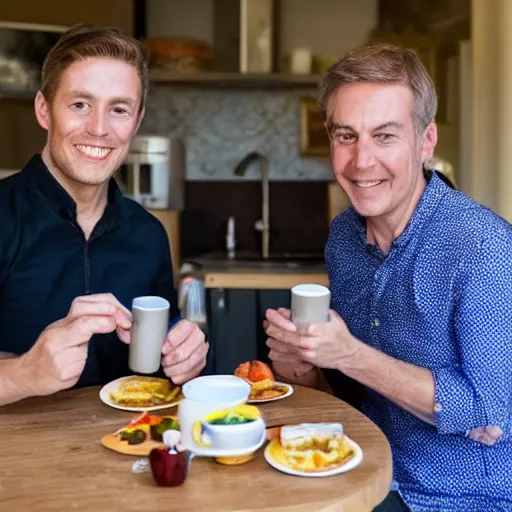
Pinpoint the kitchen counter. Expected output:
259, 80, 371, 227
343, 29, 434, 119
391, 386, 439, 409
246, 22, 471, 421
183, 253, 329, 289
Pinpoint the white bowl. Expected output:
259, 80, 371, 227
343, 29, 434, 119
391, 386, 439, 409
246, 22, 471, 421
201, 417, 265, 451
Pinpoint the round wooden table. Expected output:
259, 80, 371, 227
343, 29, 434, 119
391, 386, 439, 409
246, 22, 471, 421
0, 385, 392, 511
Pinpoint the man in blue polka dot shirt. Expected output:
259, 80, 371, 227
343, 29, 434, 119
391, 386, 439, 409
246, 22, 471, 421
264, 44, 512, 512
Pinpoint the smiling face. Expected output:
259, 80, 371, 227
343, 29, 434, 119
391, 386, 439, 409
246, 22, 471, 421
35, 57, 143, 187
327, 82, 437, 230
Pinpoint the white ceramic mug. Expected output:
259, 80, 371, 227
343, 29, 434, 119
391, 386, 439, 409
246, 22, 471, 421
291, 283, 331, 332
128, 296, 170, 374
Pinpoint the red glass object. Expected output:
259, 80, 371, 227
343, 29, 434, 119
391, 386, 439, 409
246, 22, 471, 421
149, 448, 191, 487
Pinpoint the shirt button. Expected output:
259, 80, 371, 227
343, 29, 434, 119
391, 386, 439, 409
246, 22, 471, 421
373, 319, 380, 327
434, 402, 442, 413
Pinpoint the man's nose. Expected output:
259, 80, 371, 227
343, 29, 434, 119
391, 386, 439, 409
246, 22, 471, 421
86, 110, 108, 138
354, 139, 377, 170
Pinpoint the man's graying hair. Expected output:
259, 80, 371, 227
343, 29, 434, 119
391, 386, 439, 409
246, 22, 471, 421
318, 44, 438, 134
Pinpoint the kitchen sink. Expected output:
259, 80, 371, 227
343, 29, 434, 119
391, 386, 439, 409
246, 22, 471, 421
188, 252, 325, 270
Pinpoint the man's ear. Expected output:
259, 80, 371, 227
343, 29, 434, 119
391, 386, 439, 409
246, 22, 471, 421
34, 91, 50, 131
420, 122, 438, 162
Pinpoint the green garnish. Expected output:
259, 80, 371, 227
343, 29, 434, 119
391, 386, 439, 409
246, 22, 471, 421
209, 413, 254, 425
127, 429, 147, 445
150, 418, 180, 441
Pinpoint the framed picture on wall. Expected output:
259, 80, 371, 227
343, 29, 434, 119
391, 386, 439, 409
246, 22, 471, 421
299, 97, 330, 157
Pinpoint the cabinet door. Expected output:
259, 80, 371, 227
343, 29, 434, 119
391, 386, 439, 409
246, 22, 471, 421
0, 1, 134, 34
207, 288, 259, 374
257, 289, 290, 363
206, 288, 291, 375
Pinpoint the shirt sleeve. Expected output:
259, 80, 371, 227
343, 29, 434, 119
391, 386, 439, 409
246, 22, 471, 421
432, 234, 512, 437
152, 222, 181, 327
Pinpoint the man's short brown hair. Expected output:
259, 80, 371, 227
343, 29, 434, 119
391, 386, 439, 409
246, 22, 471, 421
318, 44, 438, 133
40, 23, 149, 112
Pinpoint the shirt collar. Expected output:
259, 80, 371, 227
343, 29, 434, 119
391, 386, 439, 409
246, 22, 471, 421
353, 170, 450, 255
22, 153, 127, 225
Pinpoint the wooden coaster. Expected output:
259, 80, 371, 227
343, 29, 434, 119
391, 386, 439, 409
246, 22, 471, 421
100, 415, 176, 456
101, 433, 167, 456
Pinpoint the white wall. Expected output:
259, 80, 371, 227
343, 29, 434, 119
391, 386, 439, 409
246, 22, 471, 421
145, 0, 378, 58
434, 53, 460, 186
468, 0, 499, 212
458, 39, 471, 195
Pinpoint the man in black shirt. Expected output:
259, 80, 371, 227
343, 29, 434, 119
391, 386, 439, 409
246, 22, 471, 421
0, 24, 208, 406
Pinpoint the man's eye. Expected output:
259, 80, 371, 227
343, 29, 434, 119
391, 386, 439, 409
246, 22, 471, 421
375, 133, 394, 143
113, 107, 128, 115
337, 133, 355, 143
72, 102, 88, 111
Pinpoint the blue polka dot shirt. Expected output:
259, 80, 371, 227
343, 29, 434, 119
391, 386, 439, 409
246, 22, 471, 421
325, 172, 512, 511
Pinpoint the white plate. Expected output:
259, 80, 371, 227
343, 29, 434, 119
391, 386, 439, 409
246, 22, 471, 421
186, 430, 267, 458
99, 376, 182, 412
247, 382, 294, 404
264, 435, 363, 477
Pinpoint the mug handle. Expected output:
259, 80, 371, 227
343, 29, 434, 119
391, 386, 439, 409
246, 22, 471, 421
192, 420, 211, 448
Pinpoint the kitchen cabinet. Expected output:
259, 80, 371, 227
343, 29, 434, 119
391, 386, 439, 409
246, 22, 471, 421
0, 1, 135, 34
206, 288, 290, 374
328, 181, 350, 225
147, 209, 181, 283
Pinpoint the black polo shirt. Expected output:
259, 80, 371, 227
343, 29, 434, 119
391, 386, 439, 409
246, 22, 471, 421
0, 154, 180, 387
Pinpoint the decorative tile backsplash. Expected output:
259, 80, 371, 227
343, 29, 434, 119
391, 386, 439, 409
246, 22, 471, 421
140, 85, 334, 181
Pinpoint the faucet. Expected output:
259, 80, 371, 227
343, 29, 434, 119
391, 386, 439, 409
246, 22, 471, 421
234, 152, 270, 259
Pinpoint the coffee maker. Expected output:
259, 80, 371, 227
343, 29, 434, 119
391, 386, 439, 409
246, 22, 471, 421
117, 135, 185, 210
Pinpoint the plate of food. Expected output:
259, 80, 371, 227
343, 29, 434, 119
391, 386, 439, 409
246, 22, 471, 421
99, 375, 183, 412
234, 361, 293, 403
101, 411, 181, 456
264, 422, 363, 477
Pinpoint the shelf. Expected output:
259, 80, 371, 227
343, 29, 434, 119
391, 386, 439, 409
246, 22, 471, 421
148, 70, 322, 89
